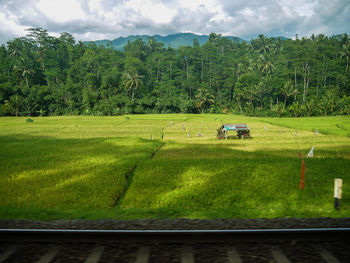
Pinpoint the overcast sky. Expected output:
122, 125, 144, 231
0, 0, 349, 44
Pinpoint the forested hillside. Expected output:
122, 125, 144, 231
0, 28, 349, 117
87, 33, 244, 50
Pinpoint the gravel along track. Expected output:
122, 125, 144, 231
1, 218, 349, 262
1, 217, 350, 230
0, 240, 349, 263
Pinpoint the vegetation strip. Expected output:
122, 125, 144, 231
1, 30, 350, 117
150, 142, 166, 159
113, 164, 137, 207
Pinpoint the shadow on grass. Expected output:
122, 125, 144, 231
119, 143, 350, 218
1, 135, 349, 220
0, 135, 161, 210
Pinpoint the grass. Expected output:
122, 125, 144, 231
261, 116, 350, 137
0, 134, 162, 209
0, 115, 349, 220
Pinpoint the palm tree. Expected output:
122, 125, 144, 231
272, 38, 283, 56
242, 85, 258, 106
256, 34, 270, 54
272, 102, 285, 117
14, 57, 34, 88
8, 38, 22, 58
305, 99, 316, 117
340, 43, 350, 72
124, 70, 143, 101
259, 54, 274, 76
195, 87, 215, 113
280, 79, 298, 109
5, 94, 24, 117
288, 101, 303, 117
325, 89, 338, 114
147, 37, 163, 53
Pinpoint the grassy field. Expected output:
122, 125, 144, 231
261, 116, 350, 137
0, 115, 349, 220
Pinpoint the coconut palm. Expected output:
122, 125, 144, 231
5, 94, 24, 117
147, 37, 163, 53
14, 57, 34, 88
280, 79, 298, 109
340, 43, 350, 72
241, 85, 258, 106
8, 38, 22, 58
256, 34, 270, 54
272, 102, 285, 117
325, 89, 338, 114
123, 70, 143, 101
288, 101, 303, 117
195, 87, 215, 113
259, 54, 274, 76
305, 99, 316, 117
272, 38, 283, 56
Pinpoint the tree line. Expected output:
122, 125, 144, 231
0, 28, 350, 117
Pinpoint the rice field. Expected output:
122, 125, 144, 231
0, 115, 349, 219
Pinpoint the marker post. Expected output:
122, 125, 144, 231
334, 178, 343, 211
298, 153, 305, 190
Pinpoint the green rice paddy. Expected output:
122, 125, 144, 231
1, 115, 349, 220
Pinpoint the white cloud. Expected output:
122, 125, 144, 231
124, 0, 177, 24
88, 0, 102, 11
36, 0, 86, 22
279, 0, 317, 17
0, 8, 27, 43
0, 0, 349, 44
238, 8, 255, 17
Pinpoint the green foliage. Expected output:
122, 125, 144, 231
0, 29, 349, 117
195, 86, 215, 113
5, 94, 24, 116
123, 70, 143, 102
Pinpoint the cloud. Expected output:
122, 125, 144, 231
36, 0, 87, 23
0, 0, 349, 45
304, 0, 350, 36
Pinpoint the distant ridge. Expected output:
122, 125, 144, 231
85, 33, 247, 50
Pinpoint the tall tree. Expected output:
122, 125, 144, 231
124, 70, 143, 101
280, 79, 298, 109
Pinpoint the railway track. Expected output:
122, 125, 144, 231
0, 228, 349, 262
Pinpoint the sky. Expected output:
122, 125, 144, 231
0, 0, 349, 44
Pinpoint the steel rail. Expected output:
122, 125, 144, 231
1, 228, 350, 243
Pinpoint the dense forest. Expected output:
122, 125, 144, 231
0, 28, 350, 117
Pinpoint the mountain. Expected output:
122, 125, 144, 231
85, 33, 246, 50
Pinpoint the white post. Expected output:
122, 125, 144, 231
334, 178, 343, 210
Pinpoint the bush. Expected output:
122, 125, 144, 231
0, 104, 5, 116
133, 105, 145, 114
